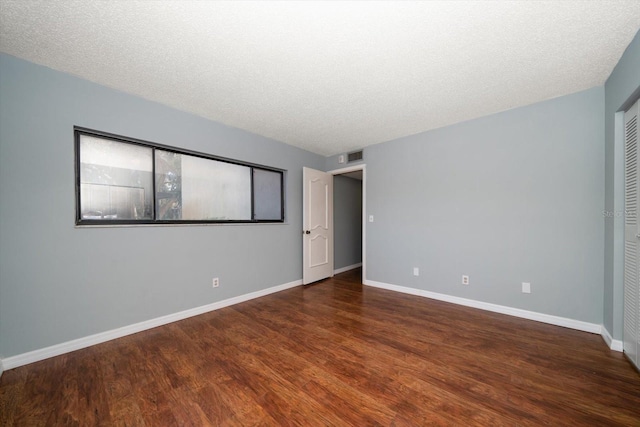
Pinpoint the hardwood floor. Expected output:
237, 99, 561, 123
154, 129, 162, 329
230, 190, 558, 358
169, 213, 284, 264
1, 268, 639, 426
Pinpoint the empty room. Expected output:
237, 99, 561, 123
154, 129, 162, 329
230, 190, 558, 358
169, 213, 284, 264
1, 1, 640, 425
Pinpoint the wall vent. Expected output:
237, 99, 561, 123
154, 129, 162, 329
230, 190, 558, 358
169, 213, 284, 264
347, 150, 363, 162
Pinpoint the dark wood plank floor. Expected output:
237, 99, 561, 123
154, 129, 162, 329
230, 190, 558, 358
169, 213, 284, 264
1, 268, 639, 426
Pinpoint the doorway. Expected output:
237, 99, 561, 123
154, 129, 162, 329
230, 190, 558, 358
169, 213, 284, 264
329, 165, 366, 282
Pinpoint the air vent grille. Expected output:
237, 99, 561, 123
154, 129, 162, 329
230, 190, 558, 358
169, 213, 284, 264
348, 150, 363, 162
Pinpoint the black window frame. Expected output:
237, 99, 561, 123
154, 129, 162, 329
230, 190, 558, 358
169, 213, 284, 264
74, 127, 285, 226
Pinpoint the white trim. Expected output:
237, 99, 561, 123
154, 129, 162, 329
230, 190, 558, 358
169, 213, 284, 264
334, 263, 362, 275
328, 164, 365, 175
1, 279, 302, 371
329, 164, 366, 283
364, 280, 602, 335
601, 325, 624, 352
362, 167, 366, 283
0, 358, 4, 378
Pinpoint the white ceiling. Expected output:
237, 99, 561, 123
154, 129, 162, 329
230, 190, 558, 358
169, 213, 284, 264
1, 1, 640, 156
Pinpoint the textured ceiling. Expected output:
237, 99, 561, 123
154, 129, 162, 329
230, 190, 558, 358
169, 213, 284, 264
1, 1, 640, 156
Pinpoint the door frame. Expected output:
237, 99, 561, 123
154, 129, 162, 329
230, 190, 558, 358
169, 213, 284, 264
328, 164, 366, 282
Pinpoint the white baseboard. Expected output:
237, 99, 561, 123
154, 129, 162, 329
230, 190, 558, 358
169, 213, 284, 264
334, 263, 362, 275
601, 326, 624, 352
364, 279, 603, 335
1, 279, 302, 371
0, 358, 4, 378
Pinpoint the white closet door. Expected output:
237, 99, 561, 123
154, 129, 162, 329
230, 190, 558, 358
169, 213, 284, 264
624, 98, 639, 369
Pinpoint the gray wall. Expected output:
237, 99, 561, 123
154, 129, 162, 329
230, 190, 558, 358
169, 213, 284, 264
0, 54, 324, 358
603, 30, 640, 340
333, 175, 362, 270
361, 87, 605, 324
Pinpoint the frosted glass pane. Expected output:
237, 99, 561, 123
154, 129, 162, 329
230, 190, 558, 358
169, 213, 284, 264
253, 169, 283, 220
79, 136, 153, 220
156, 151, 251, 221
155, 150, 183, 220
80, 135, 153, 171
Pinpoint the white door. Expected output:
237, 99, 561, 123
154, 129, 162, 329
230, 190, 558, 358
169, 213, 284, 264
303, 167, 334, 284
624, 98, 639, 369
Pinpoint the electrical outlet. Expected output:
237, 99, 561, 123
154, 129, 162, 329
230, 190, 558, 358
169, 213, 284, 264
369, 215, 374, 222
522, 282, 531, 294
212, 277, 219, 288
462, 275, 469, 285
413, 267, 419, 276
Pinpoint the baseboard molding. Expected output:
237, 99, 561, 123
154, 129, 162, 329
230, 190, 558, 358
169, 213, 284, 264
601, 326, 624, 352
334, 263, 362, 275
1, 279, 302, 371
364, 279, 603, 335
0, 358, 4, 379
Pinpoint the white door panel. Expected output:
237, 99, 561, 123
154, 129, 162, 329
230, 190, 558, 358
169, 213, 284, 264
303, 167, 333, 284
